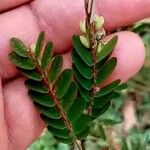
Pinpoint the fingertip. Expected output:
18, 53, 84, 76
104, 31, 145, 84
3, 78, 45, 149
95, 0, 150, 30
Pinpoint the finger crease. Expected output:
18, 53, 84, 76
28, 4, 55, 40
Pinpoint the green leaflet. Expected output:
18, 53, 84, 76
55, 69, 73, 98
73, 66, 93, 91
111, 92, 121, 99
72, 49, 93, 79
93, 92, 120, 109
28, 90, 54, 107
98, 109, 122, 125
53, 136, 73, 144
72, 114, 91, 134
10, 38, 28, 57
61, 81, 78, 111
47, 126, 69, 139
97, 36, 118, 62
41, 41, 53, 69
35, 31, 45, 58
67, 97, 86, 122
92, 101, 111, 119
76, 127, 90, 140
78, 84, 91, 102
41, 114, 65, 129
48, 55, 63, 83
96, 57, 117, 84
25, 79, 49, 93
93, 92, 114, 109
36, 104, 60, 119
121, 138, 128, 150
72, 35, 93, 66
96, 55, 110, 71
95, 79, 121, 97
9, 52, 35, 70
19, 68, 42, 81
116, 83, 128, 90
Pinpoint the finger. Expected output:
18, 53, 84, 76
0, 0, 148, 81
3, 78, 45, 150
95, 0, 150, 30
30, 0, 150, 51
102, 31, 145, 84
0, 0, 31, 12
0, 77, 9, 150
0, 6, 40, 82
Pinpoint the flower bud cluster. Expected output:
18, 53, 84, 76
79, 15, 105, 55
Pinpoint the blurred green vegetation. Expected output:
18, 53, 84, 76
28, 19, 150, 150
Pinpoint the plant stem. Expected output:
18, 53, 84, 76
84, 0, 98, 115
81, 140, 86, 150
26, 49, 81, 150
75, 141, 82, 150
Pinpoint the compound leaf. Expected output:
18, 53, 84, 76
9, 31, 121, 145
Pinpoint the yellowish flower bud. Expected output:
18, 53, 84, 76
97, 42, 102, 54
80, 35, 90, 48
79, 20, 86, 33
96, 28, 106, 40
31, 43, 36, 53
93, 15, 104, 30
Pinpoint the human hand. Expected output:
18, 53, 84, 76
0, 0, 149, 149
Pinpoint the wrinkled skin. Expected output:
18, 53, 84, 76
0, 0, 149, 149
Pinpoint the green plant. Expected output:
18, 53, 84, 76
9, 0, 126, 149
